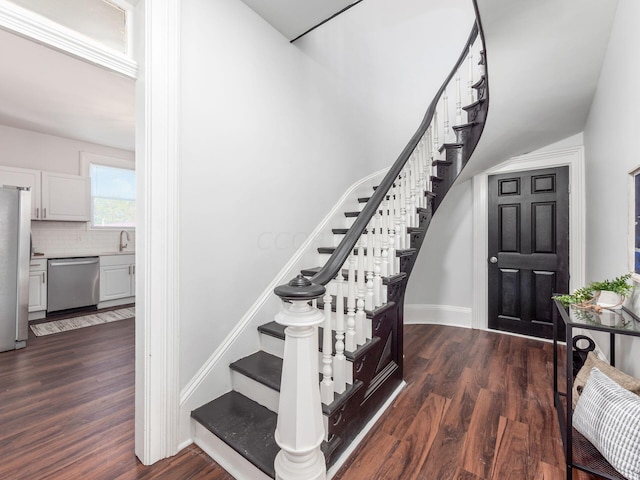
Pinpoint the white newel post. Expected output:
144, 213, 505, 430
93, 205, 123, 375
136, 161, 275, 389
274, 275, 327, 480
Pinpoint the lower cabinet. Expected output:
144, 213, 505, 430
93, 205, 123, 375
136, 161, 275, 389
28, 259, 47, 320
99, 255, 135, 308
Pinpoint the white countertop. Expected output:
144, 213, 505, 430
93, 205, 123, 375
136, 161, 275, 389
31, 251, 135, 260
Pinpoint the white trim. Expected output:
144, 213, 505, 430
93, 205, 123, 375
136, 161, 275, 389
134, 0, 180, 465
472, 146, 586, 331
404, 304, 472, 329
326, 381, 406, 479
80, 152, 135, 176
0, 0, 137, 78
628, 165, 640, 281
179, 168, 388, 406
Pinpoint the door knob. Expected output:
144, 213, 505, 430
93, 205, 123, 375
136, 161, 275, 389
489, 256, 498, 264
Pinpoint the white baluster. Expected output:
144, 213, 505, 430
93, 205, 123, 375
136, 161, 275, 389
442, 89, 450, 142
333, 272, 346, 394
467, 50, 474, 104
417, 140, 426, 208
410, 156, 418, 226
404, 168, 412, 229
356, 238, 366, 345
432, 111, 439, 157
380, 198, 389, 277
373, 221, 382, 307
365, 221, 375, 311
320, 294, 334, 405
388, 221, 396, 276
345, 255, 357, 352
455, 75, 462, 126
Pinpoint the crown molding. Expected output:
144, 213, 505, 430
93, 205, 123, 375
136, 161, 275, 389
0, 0, 137, 78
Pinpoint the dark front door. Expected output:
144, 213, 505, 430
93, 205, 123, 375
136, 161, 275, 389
488, 166, 569, 339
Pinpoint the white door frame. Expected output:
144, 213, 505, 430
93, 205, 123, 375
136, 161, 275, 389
134, 0, 181, 464
471, 146, 586, 330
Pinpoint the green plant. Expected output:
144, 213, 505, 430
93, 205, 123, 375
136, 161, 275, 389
552, 273, 633, 307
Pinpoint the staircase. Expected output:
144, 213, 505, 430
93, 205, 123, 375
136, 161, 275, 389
191, 18, 489, 480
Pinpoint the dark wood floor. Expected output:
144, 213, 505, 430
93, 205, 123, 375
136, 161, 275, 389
0, 319, 594, 479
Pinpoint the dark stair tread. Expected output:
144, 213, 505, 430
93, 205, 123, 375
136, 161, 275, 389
191, 391, 279, 478
357, 197, 370, 203
344, 211, 360, 217
431, 175, 445, 183
463, 97, 487, 111
452, 121, 478, 131
472, 75, 486, 90
432, 159, 452, 167
257, 321, 286, 339
438, 142, 464, 153
230, 351, 282, 392
257, 320, 383, 364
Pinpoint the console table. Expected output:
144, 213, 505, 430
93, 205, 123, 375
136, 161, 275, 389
553, 298, 640, 479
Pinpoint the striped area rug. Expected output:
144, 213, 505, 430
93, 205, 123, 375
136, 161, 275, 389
30, 307, 135, 336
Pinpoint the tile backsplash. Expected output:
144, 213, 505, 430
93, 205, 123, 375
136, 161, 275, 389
31, 221, 135, 257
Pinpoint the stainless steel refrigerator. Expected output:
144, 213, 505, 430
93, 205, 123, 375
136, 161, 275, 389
0, 185, 31, 352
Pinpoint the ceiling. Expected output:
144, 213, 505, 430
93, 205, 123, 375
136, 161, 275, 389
0, 0, 618, 158
0, 0, 354, 153
0, 26, 135, 151
239, 0, 359, 40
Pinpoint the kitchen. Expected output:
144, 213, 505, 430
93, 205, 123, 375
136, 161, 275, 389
0, 20, 135, 352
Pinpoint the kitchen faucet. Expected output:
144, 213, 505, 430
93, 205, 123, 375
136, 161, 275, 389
119, 230, 130, 252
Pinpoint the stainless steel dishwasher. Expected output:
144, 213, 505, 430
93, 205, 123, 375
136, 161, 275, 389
47, 257, 100, 313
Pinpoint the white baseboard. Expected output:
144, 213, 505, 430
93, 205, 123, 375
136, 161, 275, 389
97, 297, 135, 310
28, 310, 46, 321
404, 304, 472, 329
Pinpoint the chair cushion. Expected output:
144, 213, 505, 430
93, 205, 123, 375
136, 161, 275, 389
573, 367, 640, 480
572, 351, 640, 408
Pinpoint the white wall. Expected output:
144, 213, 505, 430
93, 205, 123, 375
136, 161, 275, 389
583, 0, 640, 376
405, 180, 474, 308
0, 124, 134, 174
178, 0, 476, 393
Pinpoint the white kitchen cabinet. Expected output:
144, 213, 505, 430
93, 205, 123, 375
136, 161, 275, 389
28, 259, 47, 320
0, 166, 42, 219
99, 255, 135, 307
0, 167, 90, 221
41, 172, 90, 221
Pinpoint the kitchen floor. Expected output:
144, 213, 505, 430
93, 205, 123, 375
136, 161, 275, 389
0, 306, 231, 480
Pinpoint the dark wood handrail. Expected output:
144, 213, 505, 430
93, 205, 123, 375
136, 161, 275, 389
309, 22, 479, 287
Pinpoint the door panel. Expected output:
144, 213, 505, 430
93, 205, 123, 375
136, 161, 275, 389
488, 167, 569, 339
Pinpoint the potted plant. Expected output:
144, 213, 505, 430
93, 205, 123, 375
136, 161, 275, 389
553, 273, 633, 311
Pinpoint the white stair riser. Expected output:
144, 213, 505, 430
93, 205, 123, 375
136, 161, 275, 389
231, 370, 280, 414
260, 333, 284, 358
194, 423, 272, 480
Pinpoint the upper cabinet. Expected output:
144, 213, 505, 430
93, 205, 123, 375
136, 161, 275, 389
0, 166, 90, 221
0, 166, 41, 219
41, 172, 90, 221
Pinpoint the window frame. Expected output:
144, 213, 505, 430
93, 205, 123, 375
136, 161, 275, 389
80, 151, 136, 231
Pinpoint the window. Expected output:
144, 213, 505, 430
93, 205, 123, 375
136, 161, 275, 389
81, 152, 135, 229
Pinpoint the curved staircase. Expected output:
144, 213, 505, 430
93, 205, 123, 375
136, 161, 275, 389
191, 12, 490, 480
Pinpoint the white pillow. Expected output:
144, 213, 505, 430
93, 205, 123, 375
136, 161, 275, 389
573, 367, 640, 480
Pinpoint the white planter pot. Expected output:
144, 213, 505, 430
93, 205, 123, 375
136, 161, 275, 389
596, 290, 624, 309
